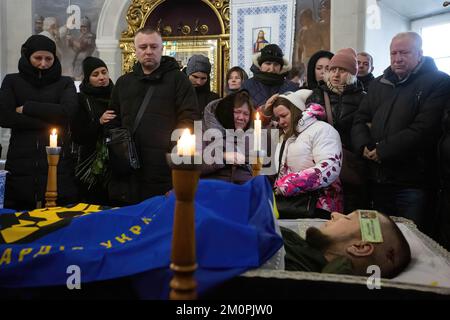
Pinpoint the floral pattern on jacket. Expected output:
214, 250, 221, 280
275, 103, 343, 213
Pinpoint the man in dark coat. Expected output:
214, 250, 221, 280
0, 35, 78, 210
242, 44, 298, 109
107, 27, 200, 205
185, 54, 219, 115
352, 32, 450, 231
357, 52, 375, 92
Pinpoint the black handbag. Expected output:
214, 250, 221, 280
275, 192, 319, 219
275, 140, 320, 219
106, 85, 155, 176
106, 127, 140, 175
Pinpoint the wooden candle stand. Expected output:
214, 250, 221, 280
45, 147, 61, 208
166, 154, 200, 300
251, 151, 265, 177
252, 157, 263, 177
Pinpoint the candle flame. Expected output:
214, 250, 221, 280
180, 128, 191, 138
51, 129, 57, 135
177, 128, 195, 156
256, 112, 260, 120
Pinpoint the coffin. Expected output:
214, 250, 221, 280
205, 218, 450, 299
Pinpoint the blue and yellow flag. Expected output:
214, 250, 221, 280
0, 176, 282, 298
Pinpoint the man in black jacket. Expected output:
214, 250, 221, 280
357, 52, 375, 92
185, 54, 219, 115
107, 27, 200, 204
352, 32, 450, 231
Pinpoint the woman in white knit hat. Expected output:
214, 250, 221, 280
265, 89, 343, 218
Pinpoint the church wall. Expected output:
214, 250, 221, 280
96, 0, 129, 83
364, 0, 410, 77
4, 0, 33, 75
330, 0, 366, 53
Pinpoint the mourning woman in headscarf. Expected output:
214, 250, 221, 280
201, 89, 254, 184
71, 56, 115, 205
0, 35, 78, 209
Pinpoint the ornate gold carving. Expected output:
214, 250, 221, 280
119, 42, 137, 74
162, 25, 172, 36
122, 0, 163, 38
120, 0, 230, 92
199, 25, 209, 35
181, 25, 191, 35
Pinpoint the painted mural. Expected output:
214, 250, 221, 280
293, 0, 331, 68
32, 0, 105, 80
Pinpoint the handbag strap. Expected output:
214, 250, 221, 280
323, 91, 333, 125
132, 85, 156, 134
277, 139, 287, 176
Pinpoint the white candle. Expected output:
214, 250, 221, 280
254, 112, 261, 152
50, 129, 58, 148
177, 128, 196, 156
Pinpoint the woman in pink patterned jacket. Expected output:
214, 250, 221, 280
267, 89, 343, 218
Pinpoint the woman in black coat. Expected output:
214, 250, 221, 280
0, 35, 78, 210
71, 57, 114, 205
306, 48, 367, 213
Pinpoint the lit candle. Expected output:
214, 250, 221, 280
49, 129, 58, 148
177, 129, 196, 156
254, 112, 261, 152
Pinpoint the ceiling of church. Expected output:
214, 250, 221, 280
381, 0, 449, 20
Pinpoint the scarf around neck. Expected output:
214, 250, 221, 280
18, 56, 62, 88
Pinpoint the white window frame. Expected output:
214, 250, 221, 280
412, 12, 450, 75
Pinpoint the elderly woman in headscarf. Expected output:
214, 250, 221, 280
201, 89, 255, 184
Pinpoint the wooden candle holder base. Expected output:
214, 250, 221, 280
251, 151, 265, 177
252, 157, 263, 177
45, 147, 61, 208
166, 154, 200, 300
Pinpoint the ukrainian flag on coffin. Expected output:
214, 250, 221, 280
0, 176, 282, 298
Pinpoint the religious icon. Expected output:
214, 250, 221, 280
253, 30, 269, 53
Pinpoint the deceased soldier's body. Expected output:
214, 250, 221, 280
280, 210, 411, 279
